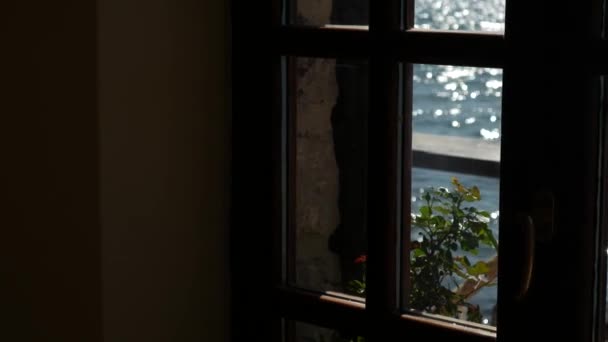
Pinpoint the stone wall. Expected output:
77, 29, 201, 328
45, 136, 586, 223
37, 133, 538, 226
295, 57, 342, 292
295, 0, 368, 25
293, 5, 369, 296
295, 0, 332, 25
293, 2, 369, 341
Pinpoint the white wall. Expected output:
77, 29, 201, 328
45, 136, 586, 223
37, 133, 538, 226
99, 0, 230, 341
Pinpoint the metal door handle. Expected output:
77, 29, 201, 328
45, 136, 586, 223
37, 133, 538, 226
516, 214, 535, 301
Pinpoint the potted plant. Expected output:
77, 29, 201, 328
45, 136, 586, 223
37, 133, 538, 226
349, 177, 498, 323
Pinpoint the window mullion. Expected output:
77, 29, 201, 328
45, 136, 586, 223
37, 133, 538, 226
366, 3, 402, 340
400, 62, 414, 313
369, 0, 400, 33
366, 55, 400, 318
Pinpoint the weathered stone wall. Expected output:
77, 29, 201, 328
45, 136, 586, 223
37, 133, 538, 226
295, 0, 368, 25
296, 0, 332, 25
295, 58, 342, 292
294, 12, 369, 298
294, 2, 369, 341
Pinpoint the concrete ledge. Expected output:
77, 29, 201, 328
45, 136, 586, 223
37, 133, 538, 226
413, 132, 500, 162
412, 132, 500, 177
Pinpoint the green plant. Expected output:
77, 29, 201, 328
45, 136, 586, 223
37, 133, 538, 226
346, 255, 366, 296
348, 177, 498, 323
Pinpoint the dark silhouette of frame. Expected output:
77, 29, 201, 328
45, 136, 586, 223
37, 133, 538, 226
231, 0, 608, 341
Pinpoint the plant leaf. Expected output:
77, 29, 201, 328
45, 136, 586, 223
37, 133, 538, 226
420, 206, 431, 218
467, 261, 490, 276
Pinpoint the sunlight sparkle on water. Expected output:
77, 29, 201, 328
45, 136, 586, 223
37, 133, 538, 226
480, 128, 500, 140
485, 79, 502, 89
450, 108, 461, 116
415, 0, 505, 33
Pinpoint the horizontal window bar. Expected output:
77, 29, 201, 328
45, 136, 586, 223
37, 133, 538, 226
275, 287, 366, 336
272, 27, 608, 72
275, 286, 495, 341
271, 26, 505, 67
271, 26, 371, 59
398, 29, 505, 67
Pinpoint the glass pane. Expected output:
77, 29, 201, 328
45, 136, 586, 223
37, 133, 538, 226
410, 168, 499, 325
289, 57, 368, 298
406, 64, 502, 327
415, 0, 505, 32
413, 64, 502, 139
287, 321, 363, 342
290, 0, 368, 27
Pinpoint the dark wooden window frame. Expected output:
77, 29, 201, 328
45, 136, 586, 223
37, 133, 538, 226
231, 0, 608, 341
276, 23, 505, 342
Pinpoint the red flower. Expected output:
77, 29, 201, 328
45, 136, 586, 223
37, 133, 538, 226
354, 255, 367, 264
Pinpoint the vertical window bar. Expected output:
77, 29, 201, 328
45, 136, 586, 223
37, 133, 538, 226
400, 0, 415, 313
281, 0, 288, 25
285, 57, 297, 286
367, 55, 400, 338
367, 3, 402, 340
370, 0, 400, 32
603, 0, 607, 39
280, 56, 292, 285
274, 55, 287, 288
400, 62, 413, 311
403, 0, 414, 30
272, 0, 283, 27
595, 76, 608, 342
396, 63, 404, 310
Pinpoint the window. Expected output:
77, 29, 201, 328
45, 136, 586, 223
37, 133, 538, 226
232, 0, 608, 341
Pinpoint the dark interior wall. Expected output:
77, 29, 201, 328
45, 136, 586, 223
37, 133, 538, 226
0, 0, 229, 341
99, 0, 230, 341
0, 2, 101, 341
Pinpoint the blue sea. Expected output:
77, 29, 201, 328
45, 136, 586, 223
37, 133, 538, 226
411, 0, 505, 323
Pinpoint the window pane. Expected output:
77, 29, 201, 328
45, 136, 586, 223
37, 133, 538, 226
415, 0, 505, 32
406, 64, 502, 327
289, 57, 368, 298
413, 64, 502, 140
289, 0, 368, 27
410, 168, 499, 325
